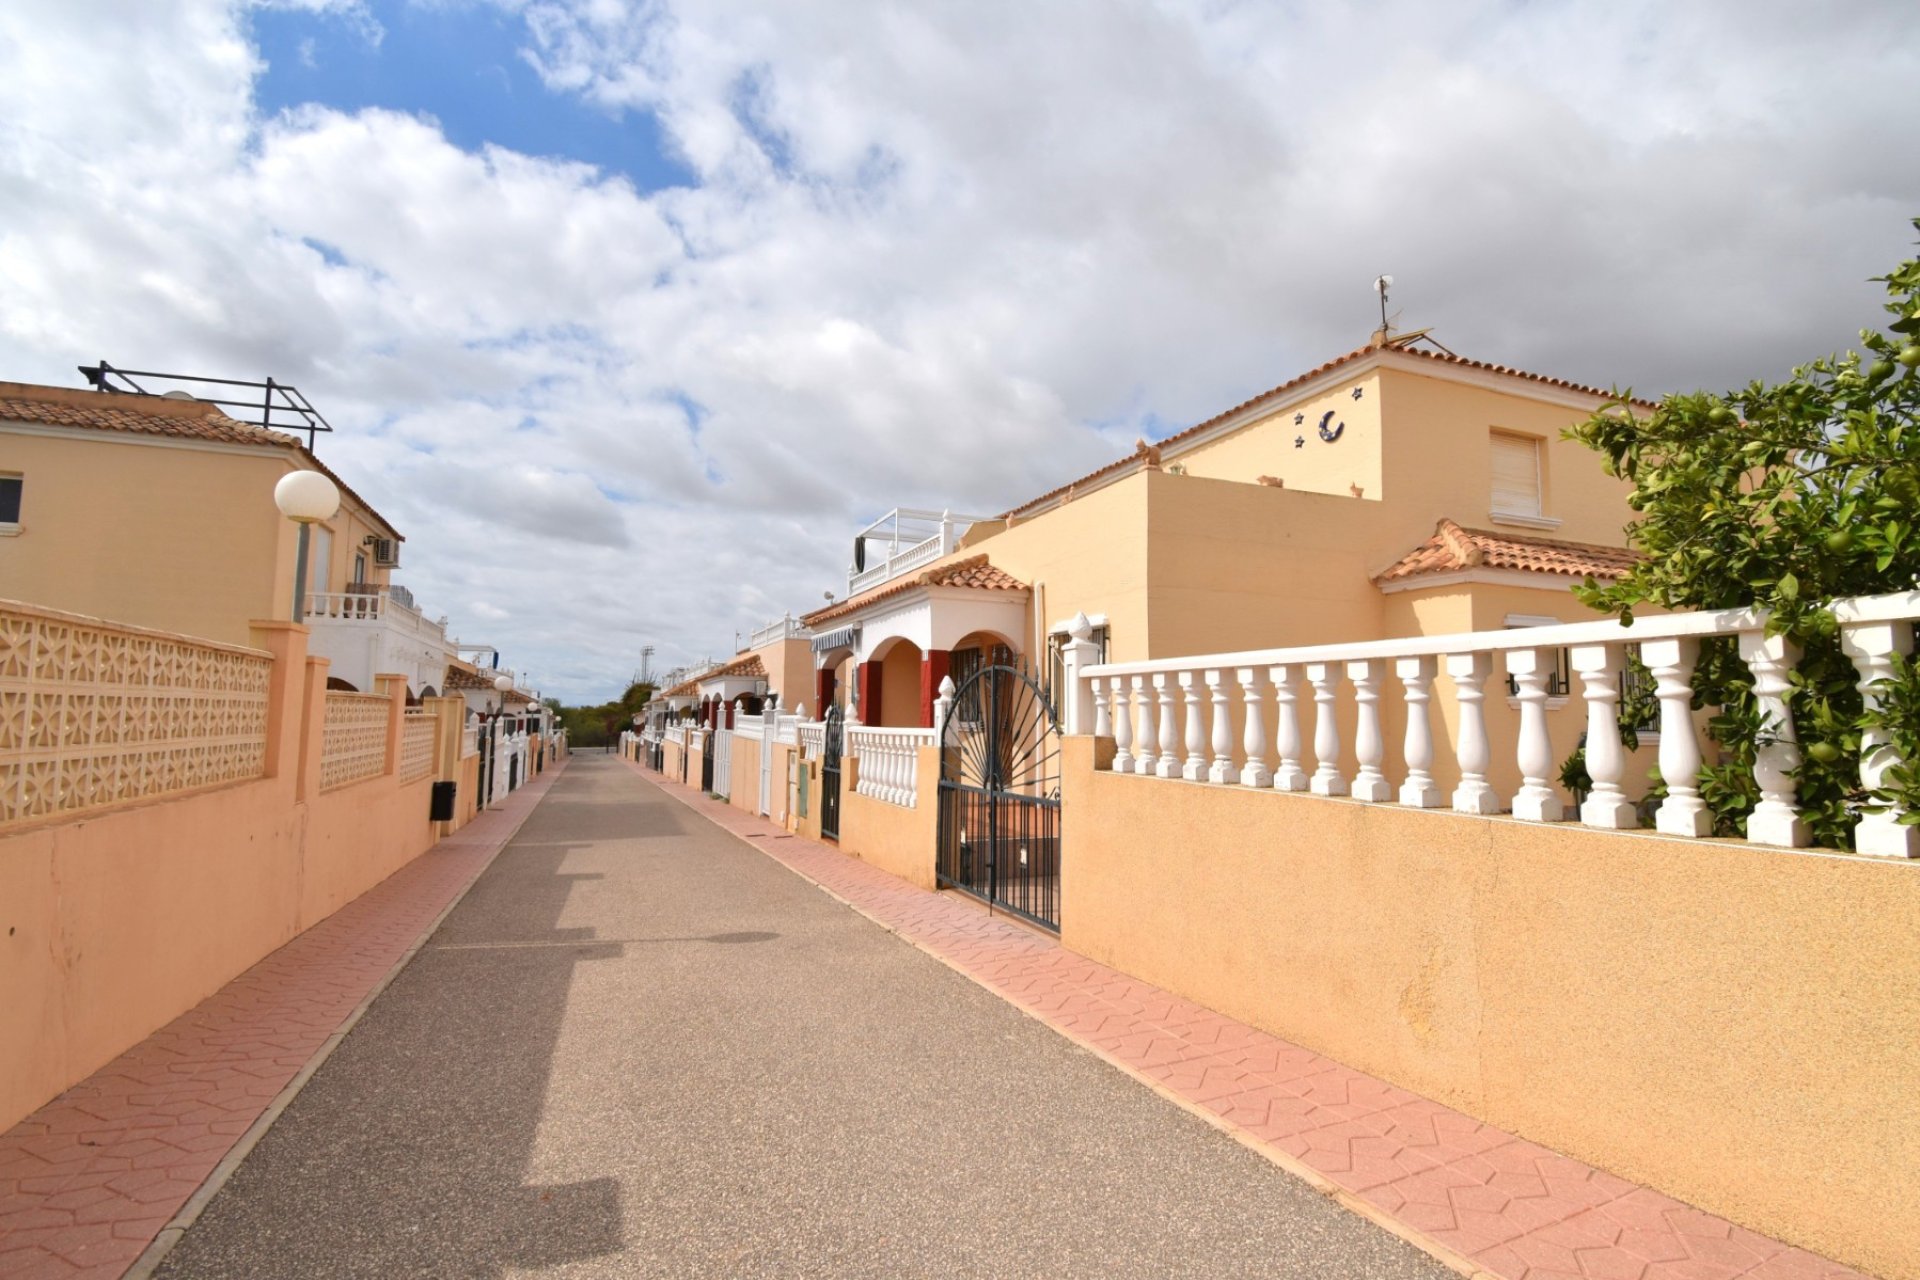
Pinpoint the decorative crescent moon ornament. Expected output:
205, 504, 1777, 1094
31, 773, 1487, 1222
1318, 411, 1344, 443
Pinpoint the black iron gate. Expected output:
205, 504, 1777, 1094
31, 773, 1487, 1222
937, 664, 1062, 932
700, 729, 714, 792
820, 706, 844, 842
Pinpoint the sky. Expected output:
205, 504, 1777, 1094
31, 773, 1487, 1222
2, 0, 1918, 703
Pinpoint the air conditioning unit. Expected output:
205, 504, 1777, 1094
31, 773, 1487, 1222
371, 538, 400, 568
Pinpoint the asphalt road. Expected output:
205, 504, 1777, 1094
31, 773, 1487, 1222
156, 756, 1451, 1279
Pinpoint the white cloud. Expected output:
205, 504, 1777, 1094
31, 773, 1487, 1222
2, 0, 1918, 700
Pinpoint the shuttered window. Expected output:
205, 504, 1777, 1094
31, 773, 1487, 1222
1490, 432, 1542, 517
0, 475, 20, 525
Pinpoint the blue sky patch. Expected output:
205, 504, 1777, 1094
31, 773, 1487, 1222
249, 2, 695, 193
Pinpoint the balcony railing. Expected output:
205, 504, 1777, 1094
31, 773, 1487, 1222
748, 614, 811, 649
305, 587, 448, 646
846, 508, 991, 596
1076, 589, 1920, 858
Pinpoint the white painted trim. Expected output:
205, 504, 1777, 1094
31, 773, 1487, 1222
1380, 350, 1637, 414
1504, 613, 1564, 628
1376, 568, 1587, 596
1490, 512, 1564, 531
0, 523, 18, 537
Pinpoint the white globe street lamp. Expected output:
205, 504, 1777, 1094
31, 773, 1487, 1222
273, 470, 340, 624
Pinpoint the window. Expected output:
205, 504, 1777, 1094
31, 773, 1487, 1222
0, 474, 20, 528
1504, 614, 1570, 700
353, 552, 368, 584
1490, 431, 1543, 520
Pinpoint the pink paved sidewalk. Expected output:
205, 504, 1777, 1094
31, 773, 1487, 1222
628, 756, 1875, 1280
0, 761, 566, 1280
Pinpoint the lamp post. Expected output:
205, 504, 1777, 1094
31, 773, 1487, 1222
273, 471, 341, 624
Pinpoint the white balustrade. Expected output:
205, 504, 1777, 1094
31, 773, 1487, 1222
1738, 631, 1810, 847
1179, 671, 1207, 782
1075, 590, 1920, 858
1571, 644, 1635, 828
1271, 664, 1308, 791
1643, 638, 1710, 837
1206, 669, 1235, 786
1395, 656, 1442, 808
1305, 662, 1347, 797
1504, 648, 1563, 822
1132, 675, 1156, 777
847, 726, 936, 808
1347, 659, 1389, 802
1841, 621, 1919, 857
1237, 667, 1271, 788
1154, 673, 1180, 779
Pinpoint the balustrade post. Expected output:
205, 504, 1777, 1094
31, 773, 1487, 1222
1570, 644, 1636, 828
1205, 669, 1235, 785
1841, 621, 1919, 857
1059, 612, 1099, 735
1270, 665, 1308, 791
1736, 631, 1811, 847
1110, 676, 1135, 772
933, 676, 955, 745
1132, 675, 1156, 776
1304, 662, 1347, 796
1503, 648, 1564, 821
1154, 673, 1181, 779
1179, 671, 1207, 781
1642, 638, 1711, 837
1394, 655, 1442, 808
1092, 677, 1111, 740
1345, 659, 1389, 802
1445, 652, 1499, 814
1237, 668, 1271, 788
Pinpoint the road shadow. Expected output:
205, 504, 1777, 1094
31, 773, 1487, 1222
155, 772, 630, 1279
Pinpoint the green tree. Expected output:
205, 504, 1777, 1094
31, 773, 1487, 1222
1568, 220, 1920, 849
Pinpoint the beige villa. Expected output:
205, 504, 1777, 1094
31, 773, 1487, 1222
778, 336, 1650, 801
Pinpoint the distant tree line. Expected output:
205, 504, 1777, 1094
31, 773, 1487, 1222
548, 680, 654, 748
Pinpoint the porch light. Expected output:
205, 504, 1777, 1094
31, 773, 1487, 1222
274, 470, 340, 624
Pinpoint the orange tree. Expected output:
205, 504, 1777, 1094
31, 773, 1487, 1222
1568, 220, 1920, 848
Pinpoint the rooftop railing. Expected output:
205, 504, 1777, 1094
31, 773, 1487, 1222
748, 614, 811, 649
846, 508, 992, 596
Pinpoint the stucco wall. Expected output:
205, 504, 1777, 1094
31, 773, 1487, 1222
1059, 736, 1920, 1280
1176, 373, 1385, 502
0, 420, 397, 647
0, 625, 451, 1133
833, 748, 940, 889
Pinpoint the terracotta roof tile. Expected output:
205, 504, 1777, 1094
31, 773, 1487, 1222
0, 382, 402, 541
443, 664, 495, 692
802, 554, 1027, 629
1002, 344, 1654, 519
700, 653, 767, 683
1375, 519, 1642, 585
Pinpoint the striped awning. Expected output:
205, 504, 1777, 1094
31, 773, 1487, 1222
812, 625, 859, 654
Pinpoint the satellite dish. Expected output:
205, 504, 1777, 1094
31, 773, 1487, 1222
161, 390, 199, 401
1373, 274, 1393, 294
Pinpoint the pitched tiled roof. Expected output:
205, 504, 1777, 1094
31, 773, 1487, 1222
0, 381, 403, 541
699, 653, 766, 684
1002, 344, 1655, 519
1374, 519, 1642, 585
443, 663, 495, 692
801, 554, 1027, 629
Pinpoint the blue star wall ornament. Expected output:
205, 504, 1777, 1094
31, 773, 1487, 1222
1294, 435, 1305, 448
1294, 412, 1305, 425
1352, 386, 1364, 401
1317, 410, 1344, 443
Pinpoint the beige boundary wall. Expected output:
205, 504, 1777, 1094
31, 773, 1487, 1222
1059, 736, 1920, 1279
0, 613, 465, 1133
834, 748, 941, 889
